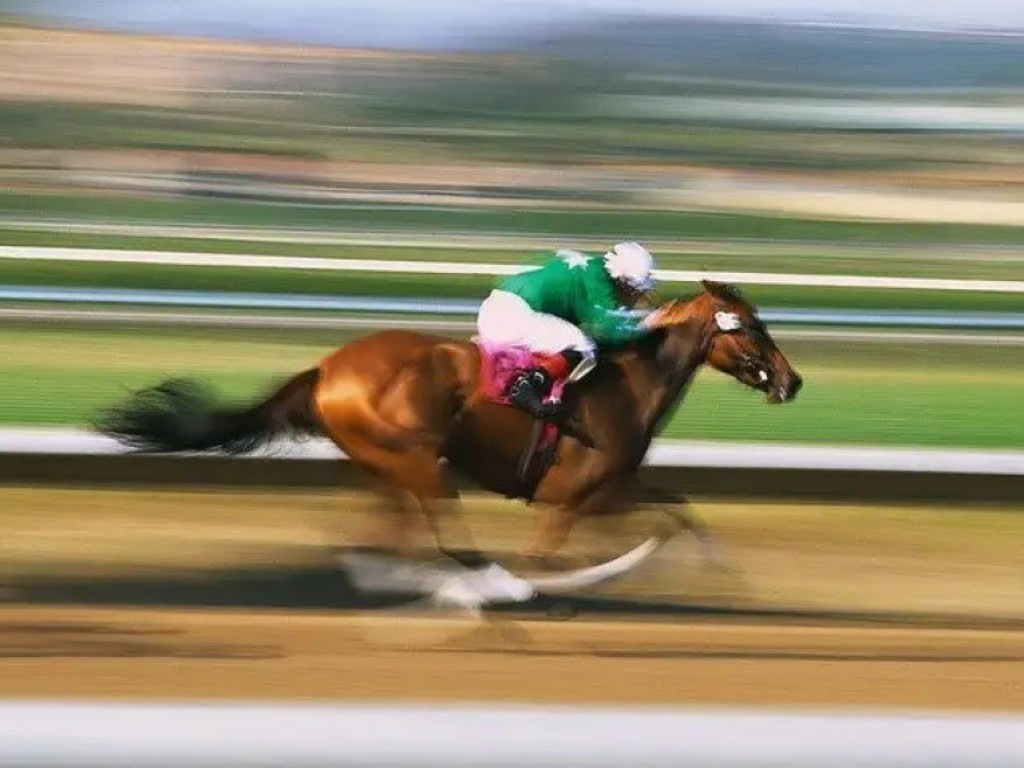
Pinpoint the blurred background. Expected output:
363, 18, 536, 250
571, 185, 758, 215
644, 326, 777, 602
0, 0, 1022, 727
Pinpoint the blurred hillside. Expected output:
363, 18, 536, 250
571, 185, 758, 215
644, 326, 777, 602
3, 17, 1024, 221
528, 17, 1024, 89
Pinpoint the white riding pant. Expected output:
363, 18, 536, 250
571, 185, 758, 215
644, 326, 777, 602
476, 289, 595, 356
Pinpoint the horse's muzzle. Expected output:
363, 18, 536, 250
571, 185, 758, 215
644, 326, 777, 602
768, 372, 802, 404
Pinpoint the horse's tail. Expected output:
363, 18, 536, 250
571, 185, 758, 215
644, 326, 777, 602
93, 368, 322, 455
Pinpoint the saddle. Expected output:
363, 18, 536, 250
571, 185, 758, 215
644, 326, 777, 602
473, 338, 568, 499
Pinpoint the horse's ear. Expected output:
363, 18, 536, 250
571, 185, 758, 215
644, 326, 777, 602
701, 279, 727, 298
701, 279, 740, 302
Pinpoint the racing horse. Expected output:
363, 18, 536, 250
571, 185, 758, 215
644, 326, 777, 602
94, 280, 802, 609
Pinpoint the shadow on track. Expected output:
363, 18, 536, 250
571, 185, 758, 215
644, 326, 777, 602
4, 560, 1024, 632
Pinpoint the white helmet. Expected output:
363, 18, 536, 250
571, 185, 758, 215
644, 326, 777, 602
603, 241, 655, 291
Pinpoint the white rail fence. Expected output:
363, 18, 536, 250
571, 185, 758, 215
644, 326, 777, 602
0, 702, 1021, 767
4, 428, 1024, 475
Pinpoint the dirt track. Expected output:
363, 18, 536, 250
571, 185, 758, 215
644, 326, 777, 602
2, 488, 1022, 712
1, 606, 1022, 711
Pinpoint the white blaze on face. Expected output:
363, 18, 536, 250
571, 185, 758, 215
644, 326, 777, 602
714, 311, 742, 332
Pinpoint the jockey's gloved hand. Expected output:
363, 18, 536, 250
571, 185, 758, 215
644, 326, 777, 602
640, 307, 667, 329
508, 367, 560, 420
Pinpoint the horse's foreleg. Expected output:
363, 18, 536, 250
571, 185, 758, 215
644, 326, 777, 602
642, 486, 725, 569
524, 504, 579, 569
518, 479, 673, 595
524, 477, 631, 569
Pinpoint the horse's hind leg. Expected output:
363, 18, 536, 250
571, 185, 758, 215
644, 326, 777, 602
328, 439, 515, 593
369, 450, 481, 564
375, 452, 537, 610
344, 475, 423, 558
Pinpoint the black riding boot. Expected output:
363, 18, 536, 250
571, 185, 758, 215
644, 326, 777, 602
507, 367, 560, 420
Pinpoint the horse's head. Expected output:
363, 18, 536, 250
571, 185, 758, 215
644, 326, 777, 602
649, 280, 803, 404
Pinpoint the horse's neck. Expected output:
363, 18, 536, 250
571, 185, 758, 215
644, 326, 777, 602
602, 324, 707, 455
643, 356, 702, 442
641, 348, 704, 437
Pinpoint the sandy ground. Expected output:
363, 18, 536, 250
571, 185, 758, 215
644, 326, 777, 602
1, 486, 1021, 712
2, 487, 1021, 619
669, 181, 1024, 225
0, 605, 1022, 711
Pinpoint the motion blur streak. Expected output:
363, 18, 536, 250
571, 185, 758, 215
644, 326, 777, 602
0, 4, 1021, 766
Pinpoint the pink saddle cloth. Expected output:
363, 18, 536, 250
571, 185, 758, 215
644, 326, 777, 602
473, 338, 568, 408
473, 338, 567, 492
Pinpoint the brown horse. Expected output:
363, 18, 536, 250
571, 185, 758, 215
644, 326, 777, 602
95, 280, 801, 604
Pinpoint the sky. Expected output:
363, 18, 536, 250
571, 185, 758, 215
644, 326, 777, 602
25, 0, 1024, 49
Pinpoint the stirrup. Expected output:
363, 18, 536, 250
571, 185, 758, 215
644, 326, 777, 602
567, 355, 597, 383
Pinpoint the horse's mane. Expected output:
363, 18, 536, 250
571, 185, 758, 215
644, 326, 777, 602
594, 300, 690, 361
652, 282, 744, 310
596, 329, 664, 359
596, 281, 746, 359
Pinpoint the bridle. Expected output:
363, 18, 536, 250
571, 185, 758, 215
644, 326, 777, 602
711, 307, 778, 388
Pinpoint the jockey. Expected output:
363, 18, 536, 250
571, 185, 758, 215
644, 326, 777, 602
476, 240, 658, 419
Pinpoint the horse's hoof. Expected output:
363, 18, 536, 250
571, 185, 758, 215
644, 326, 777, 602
431, 564, 537, 612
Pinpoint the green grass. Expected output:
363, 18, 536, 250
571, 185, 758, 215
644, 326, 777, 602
1, 326, 1020, 449
2, 229, 1023, 280
6, 191, 1024, 245
680, 368, 1024, 448
0, 101, 328, 157
6, 94, 1024, 173
0, 327, 326, 427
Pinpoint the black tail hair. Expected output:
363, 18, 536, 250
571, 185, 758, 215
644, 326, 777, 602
92, 368, 321, 455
